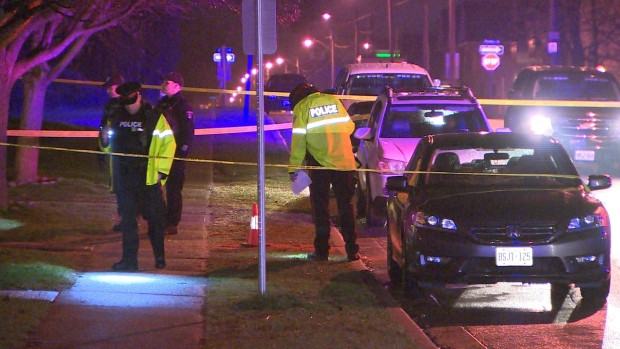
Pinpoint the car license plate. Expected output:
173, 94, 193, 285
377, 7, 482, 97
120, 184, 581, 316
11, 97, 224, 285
574, 150, 595, 161
495, 247, 533, 266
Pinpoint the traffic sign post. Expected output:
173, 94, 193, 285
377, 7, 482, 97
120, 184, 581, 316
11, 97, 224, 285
480, 53, 500, 98
481, 53, 500, 71
216, 46, 232, 106
479, 41, 502, 99
478, 44, 504, 55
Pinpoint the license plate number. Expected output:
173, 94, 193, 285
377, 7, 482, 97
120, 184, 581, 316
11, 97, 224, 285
495, 247, 533, 266
574, 150, 595, 161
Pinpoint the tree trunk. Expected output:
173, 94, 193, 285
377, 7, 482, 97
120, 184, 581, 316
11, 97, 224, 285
564, 0, 585, 66
0, 77, 10, 210
15, 67, 50, 184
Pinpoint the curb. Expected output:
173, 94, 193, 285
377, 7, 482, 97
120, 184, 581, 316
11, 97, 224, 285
335, 245, 438, 349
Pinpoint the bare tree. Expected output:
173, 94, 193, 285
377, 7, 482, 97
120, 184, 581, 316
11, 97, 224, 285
581, 0, 620, 69
0, 0, 301, 209
1, 1, 142, 209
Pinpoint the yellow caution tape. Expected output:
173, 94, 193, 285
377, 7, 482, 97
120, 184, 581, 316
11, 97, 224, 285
53, 78, 620, 106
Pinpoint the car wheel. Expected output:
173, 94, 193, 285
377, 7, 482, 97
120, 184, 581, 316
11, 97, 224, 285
365, 179, 385, 227
580, 280, 610, 305
386, 229, 402, 283
550, 283, 570, 310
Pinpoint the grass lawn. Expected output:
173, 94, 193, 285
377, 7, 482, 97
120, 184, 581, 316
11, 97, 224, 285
0, 119, 420, 348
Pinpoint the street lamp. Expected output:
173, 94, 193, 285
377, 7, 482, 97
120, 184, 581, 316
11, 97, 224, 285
303, 37, 334, 87
322, 12, 335, 87
265, 61, 273, 80
274, 56, 300, 74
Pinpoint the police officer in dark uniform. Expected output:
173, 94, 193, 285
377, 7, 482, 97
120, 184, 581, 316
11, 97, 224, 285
156, 72, 195, 236
110, 82, 176, 271
99, 74, 125, 231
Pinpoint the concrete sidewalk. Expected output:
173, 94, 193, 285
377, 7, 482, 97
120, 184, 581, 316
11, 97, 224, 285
23, 203, 213, 348
26, 273, 206, 349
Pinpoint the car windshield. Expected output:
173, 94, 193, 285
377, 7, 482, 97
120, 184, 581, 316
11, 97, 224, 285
379, 105, 487, 138
349, 73, 431, 95
422, 146, 581, 188
532, 75, 620, 101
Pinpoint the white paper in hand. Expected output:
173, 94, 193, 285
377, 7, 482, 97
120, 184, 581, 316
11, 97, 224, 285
291, 170, 312, 195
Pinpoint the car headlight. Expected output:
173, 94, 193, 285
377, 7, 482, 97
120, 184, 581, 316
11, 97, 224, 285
377, 158, 406, 172
567, 206, 609, 230
413, 211, 457, 230
529, 114, 554, 136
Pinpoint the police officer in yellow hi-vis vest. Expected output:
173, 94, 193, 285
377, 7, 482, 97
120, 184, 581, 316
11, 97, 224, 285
288, 83, 360, 262
110, 82, 176, 271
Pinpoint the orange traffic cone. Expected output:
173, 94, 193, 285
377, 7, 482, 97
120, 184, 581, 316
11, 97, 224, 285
242, 203, 259, 247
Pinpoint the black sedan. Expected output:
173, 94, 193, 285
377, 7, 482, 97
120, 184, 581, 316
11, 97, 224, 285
385, 132, 612, 304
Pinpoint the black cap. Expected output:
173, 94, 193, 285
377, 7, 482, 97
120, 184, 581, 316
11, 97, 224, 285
163, 72, 184, 87
116, 82, 142, 97
102, 74, 125, 88
289, 83, 319, 109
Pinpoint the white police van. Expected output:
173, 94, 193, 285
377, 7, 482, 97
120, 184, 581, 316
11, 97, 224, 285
328, 62, 433, 110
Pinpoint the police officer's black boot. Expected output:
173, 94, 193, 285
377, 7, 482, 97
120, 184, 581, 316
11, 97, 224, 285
150, 230, 166, 269
153, 243, 165, 269
154, 250, 165, 269
155, 258, 166, 269
113, 226, 139, 271
112, 259, 138, 271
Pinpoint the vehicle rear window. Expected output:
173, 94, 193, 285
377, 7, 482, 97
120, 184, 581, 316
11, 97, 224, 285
533, 75, 620, 101
380, 105, 488, 138
424, 147, 579, 187
348, 74, 431, 96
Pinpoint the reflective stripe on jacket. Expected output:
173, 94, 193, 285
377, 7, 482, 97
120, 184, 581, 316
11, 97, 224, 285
289, 92, 356, 172
147, 114, 176, 186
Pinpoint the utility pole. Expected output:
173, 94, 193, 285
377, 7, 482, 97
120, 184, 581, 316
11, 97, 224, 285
387, 0, 393, 62
447, 0, 457, 85
422, 0, 430, 70
329, 29, 335, 86
548, 0, 560, 65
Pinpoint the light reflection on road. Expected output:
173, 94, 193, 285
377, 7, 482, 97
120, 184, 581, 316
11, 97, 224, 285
589, 176, 619, 349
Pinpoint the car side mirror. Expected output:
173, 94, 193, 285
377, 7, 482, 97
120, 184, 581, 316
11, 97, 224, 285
385, 175, 408, 193
588, 174, 612, 191
354, 127, 373, 140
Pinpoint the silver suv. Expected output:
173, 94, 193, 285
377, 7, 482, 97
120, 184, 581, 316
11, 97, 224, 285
354, 86, 492, 226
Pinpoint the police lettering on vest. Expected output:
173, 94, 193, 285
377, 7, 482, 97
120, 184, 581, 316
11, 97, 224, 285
309, 104, 338, 118
118, 121, 143, 131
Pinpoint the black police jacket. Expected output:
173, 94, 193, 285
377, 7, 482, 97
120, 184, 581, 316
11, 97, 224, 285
156, 92, 194, 157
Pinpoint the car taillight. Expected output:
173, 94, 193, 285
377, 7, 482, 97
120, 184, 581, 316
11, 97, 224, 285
377, 159, 406, 172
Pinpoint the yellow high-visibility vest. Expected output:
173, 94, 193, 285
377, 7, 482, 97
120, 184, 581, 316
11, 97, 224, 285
147, 114, 176, 186
289, 92, 356, 172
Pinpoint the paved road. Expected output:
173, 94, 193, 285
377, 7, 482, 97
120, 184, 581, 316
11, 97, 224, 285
357, 178, 620, 349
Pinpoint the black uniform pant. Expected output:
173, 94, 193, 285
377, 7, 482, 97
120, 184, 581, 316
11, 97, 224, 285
165, 159, 185, 227
308, 163, 358, 258
116, 163, 166, 265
